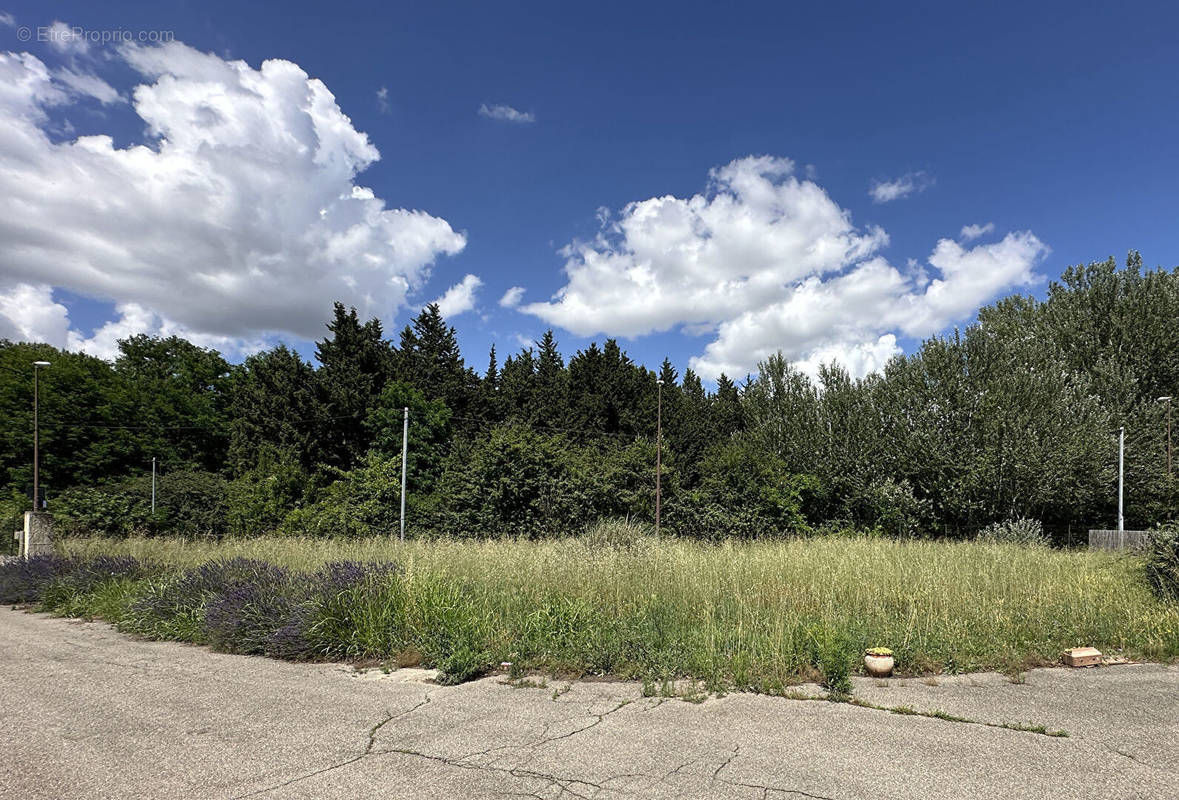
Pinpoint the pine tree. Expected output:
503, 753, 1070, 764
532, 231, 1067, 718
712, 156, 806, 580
674, 367, 713, 487
229, 344, 328, 473
713, 373, 744, 437
478, 345, 502, 423
534, 330, 568, 428
315, 303, 392, 468
499, 348, 536, 423
398, 304, 478, 418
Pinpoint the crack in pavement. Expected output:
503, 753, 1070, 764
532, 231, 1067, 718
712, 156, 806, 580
714, 778, 839, 800
452, 699, 633, 772
385, 746, 603, 799
710, 744, 740, 781
231, 689, 436, 799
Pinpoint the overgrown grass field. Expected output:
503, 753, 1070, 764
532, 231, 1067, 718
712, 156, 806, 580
7, 531, 1178, 691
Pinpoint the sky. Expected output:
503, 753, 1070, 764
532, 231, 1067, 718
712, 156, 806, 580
0, 1, 1176, 383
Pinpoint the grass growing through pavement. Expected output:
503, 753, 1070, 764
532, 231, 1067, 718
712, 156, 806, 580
7, 528, 1177, 689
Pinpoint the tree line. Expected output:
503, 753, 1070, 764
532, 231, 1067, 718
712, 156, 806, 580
0, 252, 1175, 541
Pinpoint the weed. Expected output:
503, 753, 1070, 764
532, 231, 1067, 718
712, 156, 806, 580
22, 534, 1179, 691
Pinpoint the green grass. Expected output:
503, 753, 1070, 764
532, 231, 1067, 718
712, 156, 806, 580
54, 533, 1179, 691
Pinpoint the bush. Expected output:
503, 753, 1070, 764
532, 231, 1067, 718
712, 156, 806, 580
976, 517, 1049, 546
227, 449, 314, 536
202, 561, 299, 655
282, 454, 403, 537
126, 557, 279, 642
1145, 522, 1179, 602
808, 625, 855, 698
40, 555, 150, 611
860, 478, 932, 538
0, 554, 74, 603
427, 426, 595, 538
671, 438, 814, 539
54, 470, 230, 538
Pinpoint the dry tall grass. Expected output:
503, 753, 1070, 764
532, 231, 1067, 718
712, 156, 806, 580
63, 530, 1179, 687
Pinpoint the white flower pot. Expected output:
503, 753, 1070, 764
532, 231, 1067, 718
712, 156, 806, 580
864, 653, 894, 677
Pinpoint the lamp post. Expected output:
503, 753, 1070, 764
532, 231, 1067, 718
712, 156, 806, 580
1160, 396, 1173, 478
656, 379, 664, 538
32, 361, 50, 512
1117, 426, 1124, 533
400, 406, 408, 543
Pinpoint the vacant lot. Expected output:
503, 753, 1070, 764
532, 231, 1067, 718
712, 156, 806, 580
36, 534, 1179, 690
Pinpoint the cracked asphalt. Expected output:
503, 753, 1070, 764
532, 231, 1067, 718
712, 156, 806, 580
1, 608, 1177, 799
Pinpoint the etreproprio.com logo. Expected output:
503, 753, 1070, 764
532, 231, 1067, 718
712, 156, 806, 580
17, 25, 175, 45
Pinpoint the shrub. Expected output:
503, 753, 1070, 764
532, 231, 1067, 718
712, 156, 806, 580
126, 557, 281, 642
1145, 522, 1179, 602
428, 426, 593, 538
40, 555, 151, 613
669, 436, 815, 540
860, 478, 932, 538
976, 517, 1049, 546
227, 448, 314, 536
55, 470, 230, 538
0, 554, 74, 603
808, 625, 856, 698
203, 562, 298, 655
299, 560, 406, 659
282, 455, 403, 537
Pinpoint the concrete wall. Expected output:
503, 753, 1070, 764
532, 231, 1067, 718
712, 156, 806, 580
21, 512, 53, 558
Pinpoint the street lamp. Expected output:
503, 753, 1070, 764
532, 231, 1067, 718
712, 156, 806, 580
656, 378, 664, 538
1159, 396, 1173, 478
1115, 426, 1124, 533
32, 361, 50, 512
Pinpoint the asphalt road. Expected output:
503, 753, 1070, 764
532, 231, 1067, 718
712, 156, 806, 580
1, 608, 1176, 799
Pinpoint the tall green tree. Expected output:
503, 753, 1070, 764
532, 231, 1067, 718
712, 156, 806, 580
315, 303, 392, 469
396, 304, 478, 419
228, 344, 327, 473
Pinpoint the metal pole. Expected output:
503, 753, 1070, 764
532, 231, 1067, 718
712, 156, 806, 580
151, 457, 156, 514
399, 407, 408, 542
656, 379, 663, 538
31, 361, 50, 510
32, 365, 39, 512
1167, 399, 1173, 478
1118, 426, 1124, 533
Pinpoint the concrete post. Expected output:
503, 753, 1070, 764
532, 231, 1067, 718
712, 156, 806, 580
21, 512, 53, 558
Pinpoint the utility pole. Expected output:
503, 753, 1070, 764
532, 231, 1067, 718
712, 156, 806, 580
32, 361, 50, 511
1160, 396, 1173, 478
151, 457, 157, 514
1117, 426, 1125, 533
399, 407, 408, 542
656, 379, 663, 538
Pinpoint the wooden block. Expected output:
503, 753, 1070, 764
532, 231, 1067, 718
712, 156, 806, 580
1063, 647, 1102, 667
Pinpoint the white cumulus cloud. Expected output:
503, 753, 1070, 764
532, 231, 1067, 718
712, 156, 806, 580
0, 12, 15, 27
870, 171, 934, 203
960, 222, 995, 241
0, 41, 465, 357
433, 274, 482, 318
525, 156, 1047, 380
44, 20, 89, 56
499, 286, 525, 308
478, 103, 535, 124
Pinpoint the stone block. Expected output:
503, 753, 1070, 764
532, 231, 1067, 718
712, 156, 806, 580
21, 512, 53, 558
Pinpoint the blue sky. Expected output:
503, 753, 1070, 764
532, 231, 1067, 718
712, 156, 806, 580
0, 1, 1176, 382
